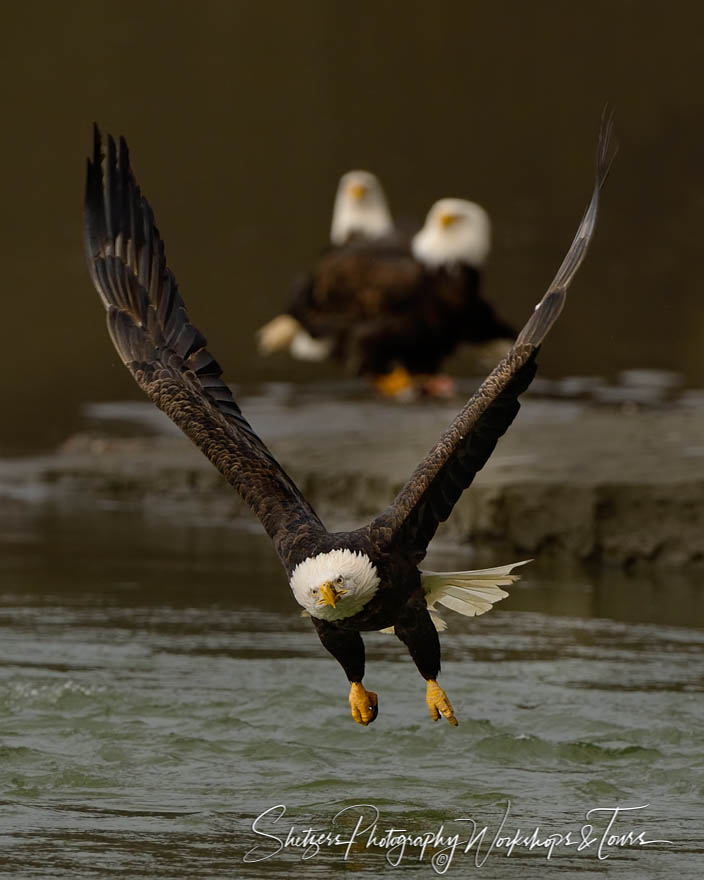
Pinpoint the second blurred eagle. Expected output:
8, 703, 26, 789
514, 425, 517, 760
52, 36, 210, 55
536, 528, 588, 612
257, 170, 516, 397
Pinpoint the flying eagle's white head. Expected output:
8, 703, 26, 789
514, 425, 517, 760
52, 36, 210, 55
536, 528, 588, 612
412, 198, 491, 269
290, 549, 381, 621
330, 170, 393, 246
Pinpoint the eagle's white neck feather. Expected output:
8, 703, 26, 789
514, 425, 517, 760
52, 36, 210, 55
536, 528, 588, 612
330, 171, 393, 246
412, 198, 491, 269
290, 549, 380, 621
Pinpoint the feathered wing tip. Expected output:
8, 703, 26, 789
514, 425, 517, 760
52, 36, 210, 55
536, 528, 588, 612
516, 105, 617, 348
85, 127, 242, 417
379, 560, 531, 635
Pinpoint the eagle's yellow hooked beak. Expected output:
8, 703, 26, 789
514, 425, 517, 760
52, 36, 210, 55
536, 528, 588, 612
348, 182, 367, 200
440, 212, 459, 229
317, 581, 348, 608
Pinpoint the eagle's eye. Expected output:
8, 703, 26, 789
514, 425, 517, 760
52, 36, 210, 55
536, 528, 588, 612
335, 575, 344, 586
311, 588, 319, 596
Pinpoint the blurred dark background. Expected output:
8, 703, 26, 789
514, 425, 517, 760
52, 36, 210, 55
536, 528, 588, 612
2, 0, 703, 454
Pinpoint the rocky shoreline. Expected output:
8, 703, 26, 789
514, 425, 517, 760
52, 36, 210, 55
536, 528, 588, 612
1, 388, 702, 567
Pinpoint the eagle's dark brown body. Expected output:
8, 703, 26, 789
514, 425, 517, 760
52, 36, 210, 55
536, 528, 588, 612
286, 239, 515, 378
84, 112, 614, 725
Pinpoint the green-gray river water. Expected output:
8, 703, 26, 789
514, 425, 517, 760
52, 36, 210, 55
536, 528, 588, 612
0, 499, 702, 877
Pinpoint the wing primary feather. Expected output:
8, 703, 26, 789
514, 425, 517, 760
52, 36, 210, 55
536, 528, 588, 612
516, 104, 617, 347
84, 127, 106, 288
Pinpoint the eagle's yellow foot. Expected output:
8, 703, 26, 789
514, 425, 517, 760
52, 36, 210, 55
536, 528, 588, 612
349, 682, 378, 726
426, 679, 458, 726
370, 366, 414, 399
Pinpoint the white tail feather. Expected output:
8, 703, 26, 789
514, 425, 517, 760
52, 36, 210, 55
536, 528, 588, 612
378, 560, 530, 635
429, 610, 448, 632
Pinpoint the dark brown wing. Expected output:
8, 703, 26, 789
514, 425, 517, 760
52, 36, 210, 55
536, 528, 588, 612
367, 108, 616, 563
84, 126, 327, 571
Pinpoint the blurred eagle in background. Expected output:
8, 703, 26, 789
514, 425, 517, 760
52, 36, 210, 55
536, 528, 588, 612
257, 170, 516, 398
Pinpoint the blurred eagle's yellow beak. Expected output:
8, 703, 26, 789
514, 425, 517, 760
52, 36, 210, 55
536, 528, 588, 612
440, 212, 459, 228
348, 183, 368, 200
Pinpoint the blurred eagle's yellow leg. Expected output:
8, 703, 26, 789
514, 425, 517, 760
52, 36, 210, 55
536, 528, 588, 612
370, 366, 413, 398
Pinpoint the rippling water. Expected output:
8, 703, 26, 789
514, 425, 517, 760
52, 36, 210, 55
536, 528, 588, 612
0, 500, 702, 878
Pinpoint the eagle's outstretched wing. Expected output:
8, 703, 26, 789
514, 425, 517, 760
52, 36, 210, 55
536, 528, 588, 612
84, 127, 326, 570
368, 108, 616, 563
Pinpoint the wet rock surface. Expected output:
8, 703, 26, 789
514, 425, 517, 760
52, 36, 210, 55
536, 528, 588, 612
1, 381, 702, 566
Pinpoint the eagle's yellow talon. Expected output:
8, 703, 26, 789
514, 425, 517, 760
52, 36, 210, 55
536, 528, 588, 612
349, 682, 378, 726
426, 679, 458, 726
370, 366, 414, 398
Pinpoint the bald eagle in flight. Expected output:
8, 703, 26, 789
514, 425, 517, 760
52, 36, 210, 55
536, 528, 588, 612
84, 112, 614, 726
258, 177, 515, 398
